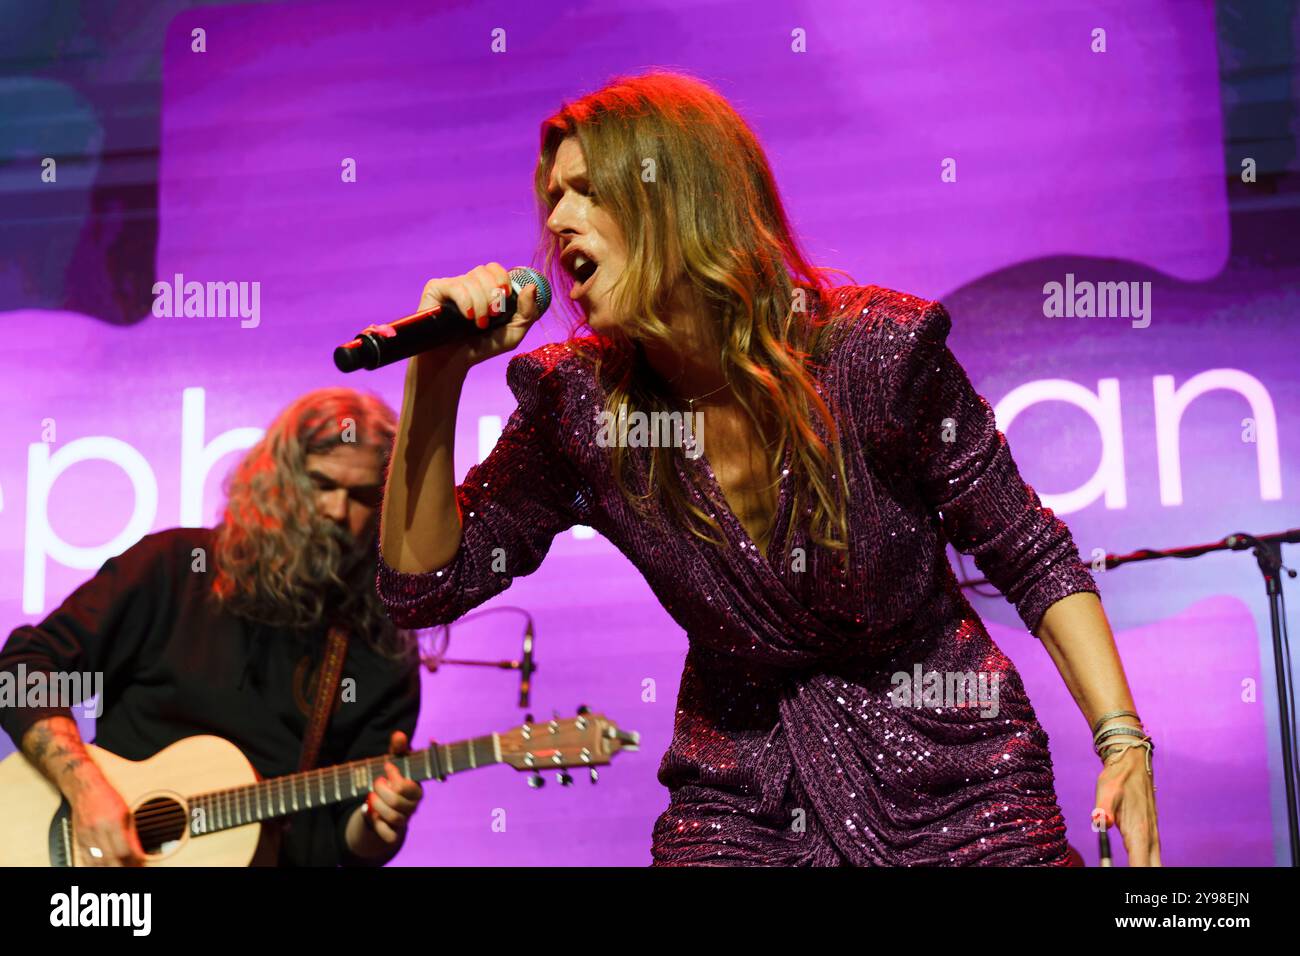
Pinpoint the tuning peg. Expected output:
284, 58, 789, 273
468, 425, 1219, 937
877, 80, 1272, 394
527, 773, 545, 789
577, 704, 590, 715
589, 768, 599, 784
557, 771, 573, 786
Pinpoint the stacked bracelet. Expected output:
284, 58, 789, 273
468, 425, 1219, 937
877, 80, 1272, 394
1095, 726, 1148, 747
1091, 709, 1141, 735
1091, 710, 1155, 789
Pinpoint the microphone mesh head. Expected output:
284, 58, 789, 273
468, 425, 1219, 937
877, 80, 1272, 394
509, 267, 552, 316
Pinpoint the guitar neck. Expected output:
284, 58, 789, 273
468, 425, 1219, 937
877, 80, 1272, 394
188, 735, 497, 836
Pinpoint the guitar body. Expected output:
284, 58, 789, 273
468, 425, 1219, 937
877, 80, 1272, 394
0, 736, 266, 867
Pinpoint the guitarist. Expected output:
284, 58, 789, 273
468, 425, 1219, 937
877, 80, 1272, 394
0, 388, 424, 866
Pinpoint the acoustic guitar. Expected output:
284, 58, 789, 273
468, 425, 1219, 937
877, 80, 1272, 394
0, 708, 638, 866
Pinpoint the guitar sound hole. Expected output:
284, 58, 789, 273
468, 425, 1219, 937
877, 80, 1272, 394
132, 796, 189, 856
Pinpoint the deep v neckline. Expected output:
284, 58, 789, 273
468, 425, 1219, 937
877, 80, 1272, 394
691, 439, 795, 572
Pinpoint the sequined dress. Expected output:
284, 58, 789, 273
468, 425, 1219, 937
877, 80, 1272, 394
377, 285, 1100, 866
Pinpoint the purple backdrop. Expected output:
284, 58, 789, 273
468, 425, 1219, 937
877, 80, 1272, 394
2, 0, 1295, 865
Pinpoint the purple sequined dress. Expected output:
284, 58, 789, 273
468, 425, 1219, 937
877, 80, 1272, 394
377, 285, 1099, 866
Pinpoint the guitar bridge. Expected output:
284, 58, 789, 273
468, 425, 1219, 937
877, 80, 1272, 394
50, 798, 73, 867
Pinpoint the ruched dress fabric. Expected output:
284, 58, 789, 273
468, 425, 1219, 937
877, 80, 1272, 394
376, 285, 1099, 866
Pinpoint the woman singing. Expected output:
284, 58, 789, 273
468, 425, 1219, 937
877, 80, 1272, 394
377, 70, 1160, 866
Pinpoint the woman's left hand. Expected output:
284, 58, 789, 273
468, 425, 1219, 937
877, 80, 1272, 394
1093, 744, 1161, 865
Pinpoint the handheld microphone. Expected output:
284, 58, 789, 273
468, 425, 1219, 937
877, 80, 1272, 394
333, 266, 552, 373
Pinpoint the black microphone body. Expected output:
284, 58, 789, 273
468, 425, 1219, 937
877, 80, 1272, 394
334, 266, 552, 372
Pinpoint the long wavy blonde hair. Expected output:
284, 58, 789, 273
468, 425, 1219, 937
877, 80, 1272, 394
533, 69, 854, 555
212, 388, 410, 657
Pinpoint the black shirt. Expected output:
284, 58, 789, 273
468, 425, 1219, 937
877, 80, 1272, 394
0, 527, 420, 866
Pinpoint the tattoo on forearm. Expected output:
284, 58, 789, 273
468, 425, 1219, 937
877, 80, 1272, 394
22, 719, 91, 783
24, 724, 55, 764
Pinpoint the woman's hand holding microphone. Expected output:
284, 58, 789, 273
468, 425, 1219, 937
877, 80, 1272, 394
411, 262, 546, 374
380, 263, 546, 575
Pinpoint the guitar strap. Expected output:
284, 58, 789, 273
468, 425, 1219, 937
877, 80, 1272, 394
297, 624, 349, 772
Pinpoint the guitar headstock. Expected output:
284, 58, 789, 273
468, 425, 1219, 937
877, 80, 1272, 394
498, 707, 639, 786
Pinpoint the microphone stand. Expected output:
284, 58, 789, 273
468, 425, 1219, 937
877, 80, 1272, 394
417, 606, 538, 709
957, 527, 1300, 865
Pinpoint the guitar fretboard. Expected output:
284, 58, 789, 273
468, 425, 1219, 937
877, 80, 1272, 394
187, 735, 498, 836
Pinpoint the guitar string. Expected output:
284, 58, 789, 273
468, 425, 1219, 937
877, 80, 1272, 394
124, 740, 521, 824
128, 775, 400, 842
120, 737, 598, 834
126, 771, 445, 844
124, 752, 434, 816
118, 777, 607, 850
126, 767, 410, 826
124, 753, 461, 830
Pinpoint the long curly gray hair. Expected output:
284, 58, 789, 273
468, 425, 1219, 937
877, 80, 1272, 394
211, 387, 411, 658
